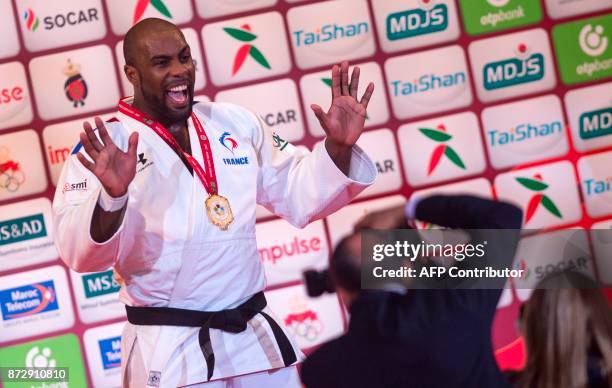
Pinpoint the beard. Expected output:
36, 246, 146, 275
138, 82, 194, 127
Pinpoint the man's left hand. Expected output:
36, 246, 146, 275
311, 61, 374, 175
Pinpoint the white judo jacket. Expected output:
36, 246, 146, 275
52, 100, 377, 387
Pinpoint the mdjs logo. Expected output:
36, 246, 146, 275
0, 281, 59, 321
386, 1, 448, 40
484, 43, 544, 90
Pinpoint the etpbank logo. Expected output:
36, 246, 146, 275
98, 336, 121, 370
287, 0, 375, 69
469, 28, 556, 103
0, 281, 59, 321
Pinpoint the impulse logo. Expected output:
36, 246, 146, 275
580, 107, 611, 140
259, 237, 321, 264
419, 125, 465, 175
516, 174, 562, 224
133, 0, 172, 25
387, 2, 448, 40
390, 71, 466, 97
483, 43, 544, 90
23, 8, 40, 31
583, 175, 612, 197
224, 24, 271, 76
293, 21, 369, 47
0, 281, 59, 321
488, 120, 563, 146
0, 214, 47, 247
98, 336, 121, 370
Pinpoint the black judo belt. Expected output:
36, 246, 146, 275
125, 291, 297, 381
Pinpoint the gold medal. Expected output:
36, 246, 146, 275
205, 194, 234, 230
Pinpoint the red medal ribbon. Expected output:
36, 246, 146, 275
118, 98, 218, 195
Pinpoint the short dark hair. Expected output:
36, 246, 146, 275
330, 235, 362, 293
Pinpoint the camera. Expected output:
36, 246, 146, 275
303, 269, 335, 297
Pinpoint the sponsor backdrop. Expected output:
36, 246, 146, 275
0, 0, 610, 386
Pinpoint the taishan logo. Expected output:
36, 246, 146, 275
516, 174, 562, 224
420, 124, 465, 175
580, 107, 611, 140
386, 0, 448, 40
24, 8, 40, 31
224, 24, 271, 76
63, 59, 88, 108
293, 21, 369, 47
133, 0, 172, 25
487, 120, 563, 147
483, 43, 544, 90
583, 175, 611, 197
390, 71, 466, 97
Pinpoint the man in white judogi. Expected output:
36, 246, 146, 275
53, 18, 376, 387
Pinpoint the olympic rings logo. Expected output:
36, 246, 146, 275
285, 315, 324, 342
0, 146, 26, 193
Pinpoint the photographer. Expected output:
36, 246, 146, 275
300, 194, 523, 388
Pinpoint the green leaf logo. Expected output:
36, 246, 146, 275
419, 124, 466, 175
224, 24, 272, 76
133, 0, 172, 25
517, 174, 563, 224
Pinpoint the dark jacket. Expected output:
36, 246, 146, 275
301, 195, 523, 388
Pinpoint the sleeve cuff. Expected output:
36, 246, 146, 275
98, 189, 129, 212
317, 141, 377, 185
405, 197, 420, 220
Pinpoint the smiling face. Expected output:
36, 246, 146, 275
125, 24, 195, 127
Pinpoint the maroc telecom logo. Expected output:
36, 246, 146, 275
23, 8, 40, 32
420, 124, 465, 175
0, 281, 59, 321
219, 132, 238, 154
483, 43, 544, 90
516, 174, 562, 224
223, 24, 271, 76
133, 0, 172, 25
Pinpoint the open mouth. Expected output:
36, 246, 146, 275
165, 83, 189, 108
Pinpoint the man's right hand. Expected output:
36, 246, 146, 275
76, 117, 139, 198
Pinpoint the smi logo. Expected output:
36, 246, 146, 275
387, 0, 448, 40
23, 8, 40, 31
223, 24, 271, 76
484, 43, 544, 90
0, 281, 59, 321
293, 21, 369, 47
516, 174, 562, 224
133, 0, 172, 25
420, 124, 465, 175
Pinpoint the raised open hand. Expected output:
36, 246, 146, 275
76, 117, 139, 198
310, 61, 375, 148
